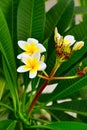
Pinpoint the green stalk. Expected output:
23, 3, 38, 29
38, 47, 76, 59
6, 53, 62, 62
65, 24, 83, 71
49, 57, 62, 78
0, 102, 14, 111
52, 75, 82, 80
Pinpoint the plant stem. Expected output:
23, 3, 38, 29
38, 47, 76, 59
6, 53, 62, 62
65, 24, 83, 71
43, 70, 49, 77
0, 102, 14, 111
52, 75, 81, 80
49, 59, 61, 78
38, 74, 49, 80
28, 80, 49, 115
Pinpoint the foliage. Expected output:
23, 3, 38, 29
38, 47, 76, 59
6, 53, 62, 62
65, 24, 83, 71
0, 0, 87, 129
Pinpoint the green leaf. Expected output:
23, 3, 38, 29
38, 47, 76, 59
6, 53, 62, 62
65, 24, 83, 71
0, 75, 5, 100
0, 120, 16, 130
7, 121, 16, 130
46, 122, 87, 130
74, 6, 87, 14
0, 0, 19, 57
0, 7, 19, 109
46, 100, 87, 116
0, 8, 17, 83
0, 0, 11, 19
0, 42, 19, 112
0, 10, 18, 111
30, 121, 87, 130
65, 21, 87, 40
17, 0, 45, 42
0, 102, 13, 111
50, 109, 76, 121
44, 0, 74, 40
46, 34, 56, 74
57, 0, 74, 34
79, 0, 87, 21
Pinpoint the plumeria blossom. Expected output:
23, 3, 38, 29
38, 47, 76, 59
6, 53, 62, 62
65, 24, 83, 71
17, 53, 46, 78
63, 35, 76, 46
17, 38, 46, 59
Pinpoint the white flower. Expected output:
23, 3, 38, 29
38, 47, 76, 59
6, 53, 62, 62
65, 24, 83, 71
17, 38, 46, 59
64, 35, 76, 46
17, 53, 46, 78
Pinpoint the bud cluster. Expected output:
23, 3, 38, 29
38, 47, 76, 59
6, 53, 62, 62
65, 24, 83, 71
54, 27, 84, 61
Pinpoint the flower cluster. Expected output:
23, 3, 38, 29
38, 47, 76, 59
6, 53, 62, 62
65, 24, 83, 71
17, 38, 46, 78
54, 27, 84, 61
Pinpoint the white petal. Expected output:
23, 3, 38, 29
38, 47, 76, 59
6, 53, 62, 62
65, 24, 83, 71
17, 53, 31, 63
64, 35, 76, 45
17, 65, 29, 72
33, 53, 40, 60
27, 38, 38, 44
58, 33, 61, 40
37, 44, 46, 52
39, 61, 46, 70
18, 41, 27, 50
17, 53, 25, 59
29, 71, 37, 78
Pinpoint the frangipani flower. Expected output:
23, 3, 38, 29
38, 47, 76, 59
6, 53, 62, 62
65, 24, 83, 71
17, 53, 46, 78
17, 38, 46, 59
63, 35, 76, 46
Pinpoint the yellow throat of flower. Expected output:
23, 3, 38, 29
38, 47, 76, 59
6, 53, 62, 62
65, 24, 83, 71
24, 58, 40, 73
24, 42, 41, 56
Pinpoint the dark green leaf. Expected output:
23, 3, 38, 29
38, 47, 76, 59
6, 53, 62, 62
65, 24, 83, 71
48, 109, 75, 121
0, 0, 19, 57
0, 42, 18, 112
0, 120, 16, 130
46, 100, 87, 116
65, 21, 87, 40
30, 121, 87, 130
57, 0, 74, 34
74, 6, 87, 14
17, 0, 45, 42
44, 0, 74, 40
79, 0, 87, 21
0, 75, 5, 100
0, 9, 17, 83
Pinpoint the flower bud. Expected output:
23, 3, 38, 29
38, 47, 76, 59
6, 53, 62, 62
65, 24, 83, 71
54, 27, 61, 44
73, 41, 84, 51
83, 67, 87, 74
41, 55, 45, 62
79, 62, 82, 67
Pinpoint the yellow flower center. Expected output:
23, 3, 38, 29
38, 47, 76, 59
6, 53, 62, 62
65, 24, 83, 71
24, 58, 40, 73
24, 42, 41, 56
64, 39, 71, 46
